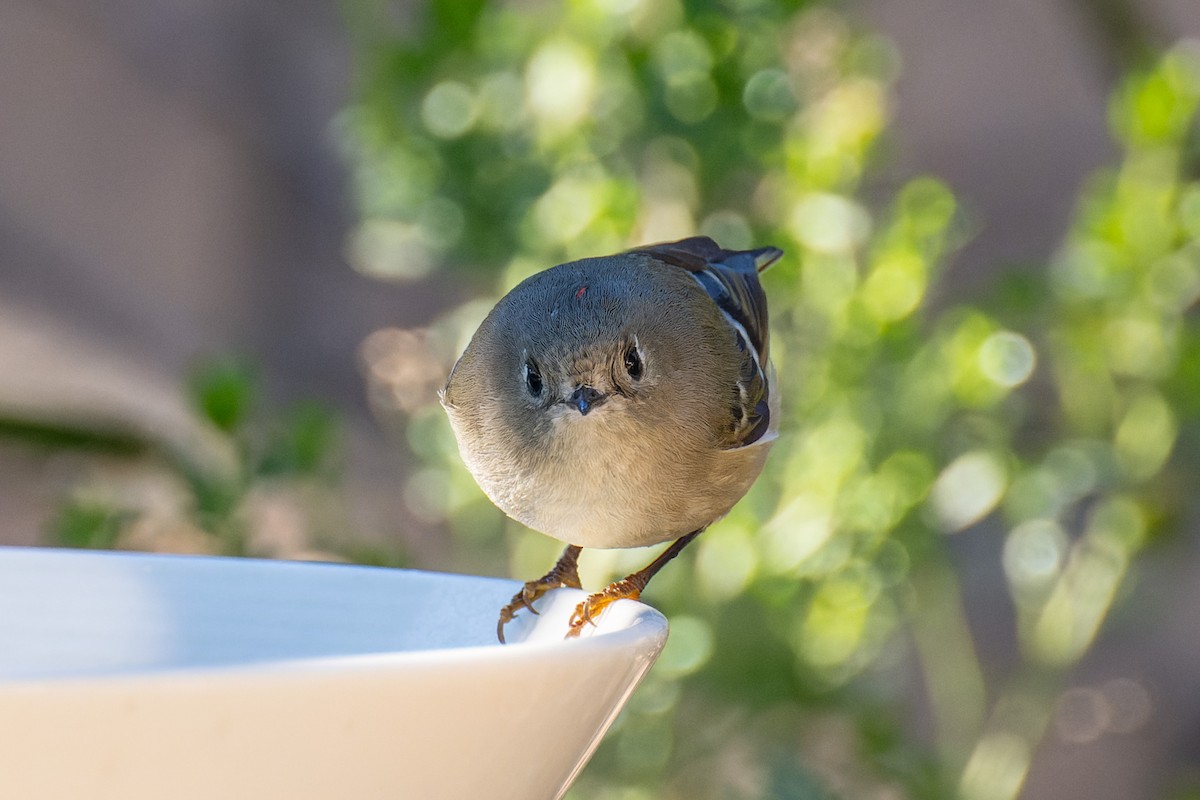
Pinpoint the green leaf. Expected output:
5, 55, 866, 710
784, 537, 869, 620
189, 358, 257, 434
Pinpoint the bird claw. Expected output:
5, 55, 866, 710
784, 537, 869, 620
565, 579, 643, 639
496, 587, 538, 644
496, 556, 583, 643
521, 584, 543, 615
496, 587, 546, 644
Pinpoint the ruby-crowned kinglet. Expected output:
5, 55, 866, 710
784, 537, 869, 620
440, 236, 781, 640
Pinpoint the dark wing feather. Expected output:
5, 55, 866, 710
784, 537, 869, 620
631, 236, 783, 448
632, 236, 779, 361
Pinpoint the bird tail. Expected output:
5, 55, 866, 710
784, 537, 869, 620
750, 247, 784, 273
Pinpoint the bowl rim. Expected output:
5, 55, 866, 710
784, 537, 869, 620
0, 547, 670, 689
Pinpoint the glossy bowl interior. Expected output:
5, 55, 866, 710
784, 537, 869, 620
0, 547, 667, 800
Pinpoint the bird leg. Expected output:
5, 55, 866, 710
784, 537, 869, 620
567, 529, 703, 638
497, 544, 583, 643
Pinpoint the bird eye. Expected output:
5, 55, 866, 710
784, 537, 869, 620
623, 346, 643, 380
524, 360, 543, 398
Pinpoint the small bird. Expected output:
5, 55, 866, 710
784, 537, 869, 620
440, 236, 781, 641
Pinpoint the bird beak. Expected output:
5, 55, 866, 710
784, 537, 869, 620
568, 385, 608, 415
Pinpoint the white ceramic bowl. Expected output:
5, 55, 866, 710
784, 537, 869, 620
0, 547, 668, 799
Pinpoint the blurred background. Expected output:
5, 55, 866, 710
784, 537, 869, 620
2, 0, 1199, 797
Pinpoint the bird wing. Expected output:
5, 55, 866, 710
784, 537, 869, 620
631, 236, 783, 449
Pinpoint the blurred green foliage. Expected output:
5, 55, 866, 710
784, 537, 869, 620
344, 0, 1200, 797
52, 502, 129, 551
46, 357, 370, 563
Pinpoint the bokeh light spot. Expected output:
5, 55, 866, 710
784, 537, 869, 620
533, 174, 606, 244
346, 218, 433, 281
978, 331, 1036, 388
959, 732, 1030, 800
1051, 241, 1123, 301
663, 74, 718, 123
1030, 499, 1140, 667
930, 451, 1008, 532
800, 573, 874, 668
743, 68, 797, 121
765, 494, 834, 574
861, 251, 925, 322
420, 81, 478, 139
1003, 519, 1067, 594
526, 39, 595, 128
1102, 677, 1152, 733
652, 29, 713, 78
1105, 316, 1170, 378
696, 523, 758, 600
1054, 686, 1110, 743
788, 193, 870, 254
656, 616, 713, 677
1114, 391, 1177, 480
593, 0, 643, 18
